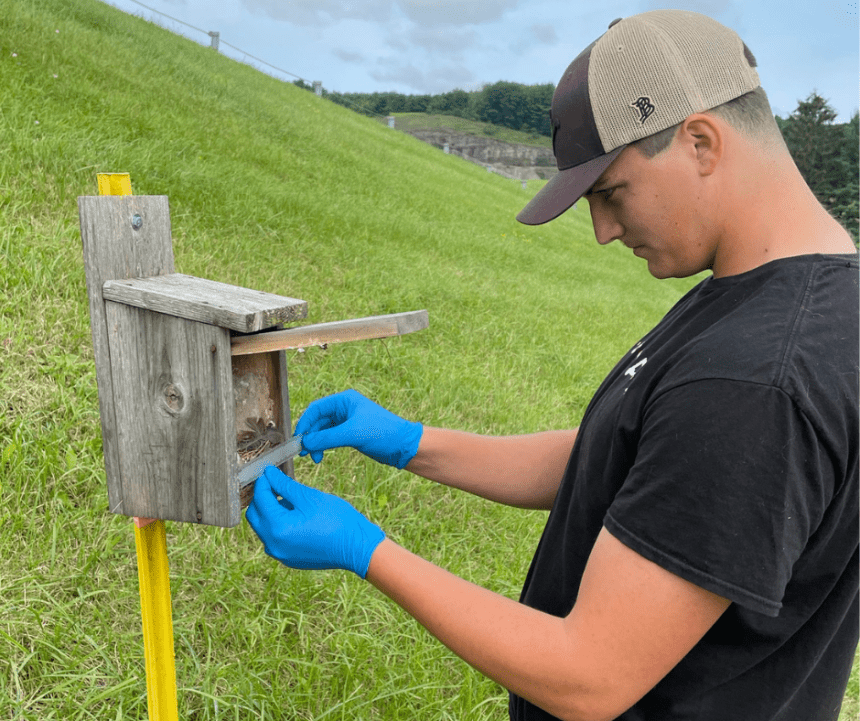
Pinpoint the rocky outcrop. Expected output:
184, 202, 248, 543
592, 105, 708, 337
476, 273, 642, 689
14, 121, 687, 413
404, 130, 558, 181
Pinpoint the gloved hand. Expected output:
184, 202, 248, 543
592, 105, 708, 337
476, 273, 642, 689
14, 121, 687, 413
295, 389, 423, 469
245, 465, 385, 579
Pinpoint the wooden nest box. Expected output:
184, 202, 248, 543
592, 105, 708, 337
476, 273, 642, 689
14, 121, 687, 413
79, 193, 427, 528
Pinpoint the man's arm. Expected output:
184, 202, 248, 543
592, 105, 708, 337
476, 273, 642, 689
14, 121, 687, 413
405, 427, 578, 510
366, 526, 730, 721
296, 390, 577, 511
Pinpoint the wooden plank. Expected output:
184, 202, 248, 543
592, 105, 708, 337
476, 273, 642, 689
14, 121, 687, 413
231, 348, 295, 507
91, 176, 179, 721
276, 349, 295, 481
105, 302, 238, 526
230, 310, 429, 356
103, 273, 308, 333
78, 195, 174, 516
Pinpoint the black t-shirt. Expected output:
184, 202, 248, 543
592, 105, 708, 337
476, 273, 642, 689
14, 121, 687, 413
511, 254, 859, 721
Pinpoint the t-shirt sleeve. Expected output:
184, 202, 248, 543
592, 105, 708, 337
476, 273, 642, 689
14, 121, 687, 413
604, 379, 829, 617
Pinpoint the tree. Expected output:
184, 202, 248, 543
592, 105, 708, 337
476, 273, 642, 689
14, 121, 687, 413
475, 81, 528, 129
428, 89, 470, 116
781, 93, 840, 193
521, 83, 554, 137
780, 93, 859, 242
829, 113, 859, 242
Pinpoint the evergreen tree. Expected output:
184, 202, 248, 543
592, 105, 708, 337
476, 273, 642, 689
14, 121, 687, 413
780, 93, 858, 242
830, 113, 859, 242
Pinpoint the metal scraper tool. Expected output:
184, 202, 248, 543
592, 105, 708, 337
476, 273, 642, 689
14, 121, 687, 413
237, 434, 304, 487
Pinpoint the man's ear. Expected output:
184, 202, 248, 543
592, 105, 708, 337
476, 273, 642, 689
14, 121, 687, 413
680, 114, 723, 176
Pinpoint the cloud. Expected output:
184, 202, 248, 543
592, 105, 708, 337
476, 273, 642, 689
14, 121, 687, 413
529, 22, 558, 44
242, 0, 392, 27
243, 0, 521, 28
508, 20, 560, 56
241, 0, 523, 95
333, 48, 365, 64
406, 25, 480, 55
634, 0, 745, 36
638, 0, 735, 17
370, 57, 476, 93
396, 0, 520, 26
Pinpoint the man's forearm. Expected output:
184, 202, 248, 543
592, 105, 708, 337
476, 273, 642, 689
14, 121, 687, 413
365, 538, 594, 721
404, 427, 577, 510
365, 532, 730, 721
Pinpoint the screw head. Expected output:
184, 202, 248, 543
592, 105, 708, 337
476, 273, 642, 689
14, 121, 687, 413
131, 214, 143, 230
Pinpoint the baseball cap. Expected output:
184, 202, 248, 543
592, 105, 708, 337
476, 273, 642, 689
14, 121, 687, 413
517, 10, 760, 226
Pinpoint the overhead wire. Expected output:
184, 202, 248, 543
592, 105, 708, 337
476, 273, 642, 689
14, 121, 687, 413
105, 0, 386, 118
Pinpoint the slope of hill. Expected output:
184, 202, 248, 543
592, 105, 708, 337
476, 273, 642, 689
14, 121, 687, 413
7, 1, 851, 720
0, 2, 678, 712
381, 113, 557, 180
383, 112, 554, 148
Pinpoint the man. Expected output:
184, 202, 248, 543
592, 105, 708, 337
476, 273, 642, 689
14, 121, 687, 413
246, 10, 858, 720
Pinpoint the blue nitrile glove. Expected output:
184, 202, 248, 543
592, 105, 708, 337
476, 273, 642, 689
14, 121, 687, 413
245, 465, 385, 579
295, 389, 423, 469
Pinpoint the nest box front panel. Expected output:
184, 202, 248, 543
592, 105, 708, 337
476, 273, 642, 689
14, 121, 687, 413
105, 301, 238, 526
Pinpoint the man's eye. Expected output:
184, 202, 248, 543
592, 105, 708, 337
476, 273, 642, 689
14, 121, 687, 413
585, 185, 620, 203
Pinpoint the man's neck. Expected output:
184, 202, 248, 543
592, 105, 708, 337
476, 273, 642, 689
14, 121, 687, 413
711, 151, 856, 278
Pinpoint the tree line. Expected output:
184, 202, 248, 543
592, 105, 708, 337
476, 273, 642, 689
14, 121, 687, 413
295, 79, 555, 138
296, 81, 858, 241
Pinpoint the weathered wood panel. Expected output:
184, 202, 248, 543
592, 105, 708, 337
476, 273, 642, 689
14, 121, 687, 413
230, 310, 429, 356
231, 349, 294, 508
105, 302, 238, 526
277, 350, 295, 481
78, 195, 174, 516
103, 273, 308, 332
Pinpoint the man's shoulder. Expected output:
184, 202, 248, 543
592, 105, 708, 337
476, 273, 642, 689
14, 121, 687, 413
655, 254, 858, 396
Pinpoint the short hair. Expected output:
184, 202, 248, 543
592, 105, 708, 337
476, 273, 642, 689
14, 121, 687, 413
632, 44, 786, 158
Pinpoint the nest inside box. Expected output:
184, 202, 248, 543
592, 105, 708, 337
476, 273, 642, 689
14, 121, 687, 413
232, 352, 288, 467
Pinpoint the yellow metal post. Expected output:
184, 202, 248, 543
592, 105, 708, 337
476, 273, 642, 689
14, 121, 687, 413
96, 172, 132, 196
133, 520, 178, 720
98, 173, 179, 721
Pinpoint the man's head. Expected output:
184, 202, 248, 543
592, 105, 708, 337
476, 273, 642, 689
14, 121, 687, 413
631, 86, 786, 160
517, 10, 763, 226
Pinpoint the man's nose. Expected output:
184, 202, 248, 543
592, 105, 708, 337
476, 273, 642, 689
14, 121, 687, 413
587, 201, 623, 245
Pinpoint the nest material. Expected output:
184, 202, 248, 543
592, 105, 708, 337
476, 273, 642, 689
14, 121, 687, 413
236, 417, 285, 463
237, 418, 286, 507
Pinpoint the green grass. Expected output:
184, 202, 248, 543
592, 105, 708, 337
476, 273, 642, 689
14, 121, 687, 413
383, 112, 553, 148
0, 0, 856, 718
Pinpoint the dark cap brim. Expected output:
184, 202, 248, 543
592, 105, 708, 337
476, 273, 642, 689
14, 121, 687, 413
516, 145, 626, 226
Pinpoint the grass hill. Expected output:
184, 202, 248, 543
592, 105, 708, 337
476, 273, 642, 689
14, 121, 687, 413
0, 0, 855, 718
378, 112, 553, 148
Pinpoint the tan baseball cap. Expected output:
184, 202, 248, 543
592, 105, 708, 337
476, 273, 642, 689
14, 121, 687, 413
517, 10, 760, 226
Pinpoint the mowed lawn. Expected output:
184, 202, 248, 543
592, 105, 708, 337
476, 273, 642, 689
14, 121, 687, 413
0, 0, 856, 718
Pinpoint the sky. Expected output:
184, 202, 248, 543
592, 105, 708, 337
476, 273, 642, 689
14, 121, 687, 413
102, 0, 859, 122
